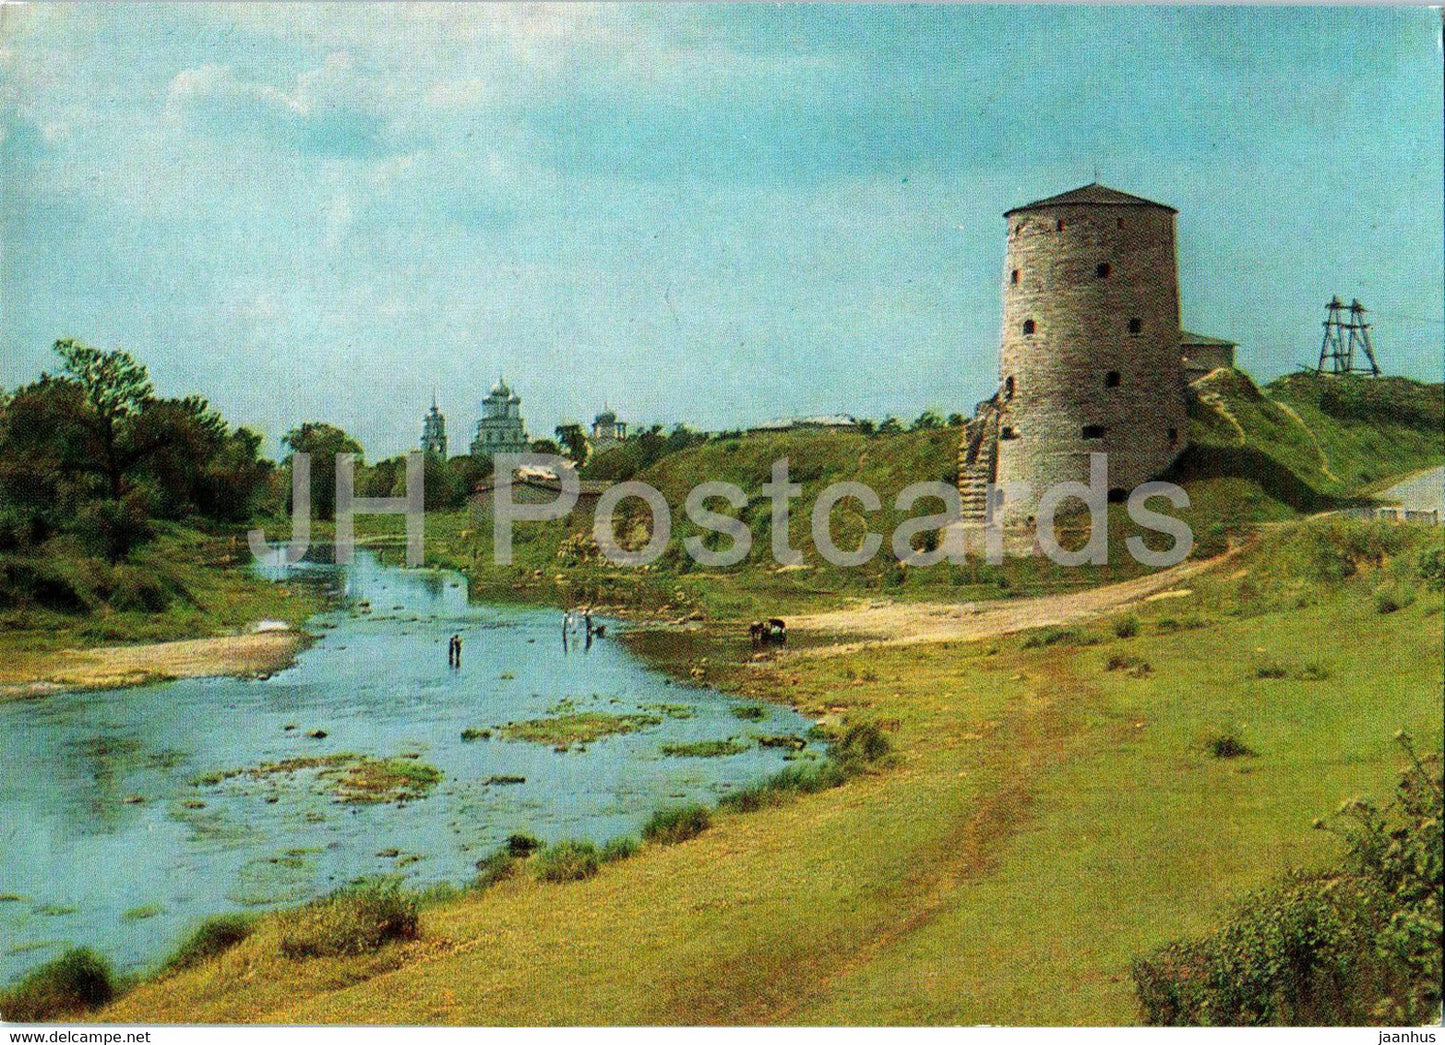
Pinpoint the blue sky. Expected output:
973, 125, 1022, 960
2, 4, 1441, 457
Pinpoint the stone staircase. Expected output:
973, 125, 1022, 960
956, 400, 1001, 523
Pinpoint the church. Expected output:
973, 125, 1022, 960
470, 378, 529, 456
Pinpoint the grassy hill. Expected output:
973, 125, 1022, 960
1171, 369, 1443, 523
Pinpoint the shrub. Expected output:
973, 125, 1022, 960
277, 879, 418, 959
1374, 583, 1415, 615
505, 833, 543, 857
0, 948, 114, 1021
730, 705, 766, 721
642, 804, 711, 845
162, 913, 254, 973
533, 839, 600, 882
1113, 615, 1141, 639
1253, 660, 1289, 679
600, 836, 639, 862
1207, 732, 1256, 759
1133, 740, 1442, 1025
830, 720, 890, 771
1107, 654, 1153, 677
1418, 548, 1445, 592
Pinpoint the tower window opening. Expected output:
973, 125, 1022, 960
1004, 375, 1015, 399
1117, 218, 1125, 229
1168, 426, 1179, 443
1081, 425, 1106, 440
1022, 319, 1036, 335
1107, 488, 1128, 504
1010, 269, 1019, 285
1001, 425, 1017, 440
1105, 371, 1121, 388
1128, 317, 1143, 334
1096, 262, 1111, 278
1056, 219, 1066, 231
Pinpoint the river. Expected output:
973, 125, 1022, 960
0, 554, 816, 984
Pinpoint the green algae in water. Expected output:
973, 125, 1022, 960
121, 905, 162, 921
498, 712, 662, 749
660, 739, 749, 758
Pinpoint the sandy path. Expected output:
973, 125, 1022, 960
0, 631, 308, 700
784, 549, 1236, 656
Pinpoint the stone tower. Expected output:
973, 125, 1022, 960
420, 395, 447, 457
966, 183, 1189, 526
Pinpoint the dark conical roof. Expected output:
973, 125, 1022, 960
1004, 182, 1176, 217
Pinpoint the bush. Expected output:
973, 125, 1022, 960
1107, 654, 1153, 677
642, 804, 711, 845
830, 720, 891, 771
1113, 615, 1141, 639
1374, 583, 1415, 615
162, 913, 254, 973
1133, 740, 1442, 1025
533, 840, 601, 882
1419, 548, 1445, 592
600, 836, 639, 862
505, 833, 542, 857
1253, 660, 1289, 679
1207, 732, 1256, 759
0, 948, 114, 1021
277, 879, 418, 959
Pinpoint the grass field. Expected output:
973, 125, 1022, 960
92, 518, 1443, 1024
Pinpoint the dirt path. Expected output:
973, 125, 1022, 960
0, 631, 308, 700
785, 549, 1236, 656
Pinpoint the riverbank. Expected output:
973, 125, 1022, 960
93, 516, 1443, 1024
0, 630, 311, 700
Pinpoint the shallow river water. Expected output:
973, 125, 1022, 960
0, 555, 815, 984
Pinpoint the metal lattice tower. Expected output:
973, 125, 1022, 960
1318, 296, 1382, 375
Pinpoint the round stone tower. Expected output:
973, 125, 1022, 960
993, 183, 1188, 525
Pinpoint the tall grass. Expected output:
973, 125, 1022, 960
277, 879, 418, 959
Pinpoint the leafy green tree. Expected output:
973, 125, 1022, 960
911, 410, 944, 431
555, 423, 589, 465
878, 416, 903, 435
54, 338, 154, 500
281, 423, 363, 521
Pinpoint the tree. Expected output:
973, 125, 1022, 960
530, 438, 561, 455
281, 423, 363, 521
54, 338, 154, 500
878, 416, 903, 435
555, 423, 589, 465
947, 412, 966, 427
912, 410, 944, 431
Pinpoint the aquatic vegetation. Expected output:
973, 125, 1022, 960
731, 705, 766, 721
332, 758, 442, 804
660, 739, 748, 758
460, 727, 492, 741
35, 903, 78, 917
642, 804, 711, 845
482, 775, 525, 785
505, 833, 543, 857
756, 734, 808, 751
121, 904, 162, 921
498, 712, 662, 749
0, 948, 114, 1021
475, 850, 517, 889
277, 879, 418, 959
642, 702, 696, 719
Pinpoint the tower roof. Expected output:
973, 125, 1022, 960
1004, 182, 1176, 217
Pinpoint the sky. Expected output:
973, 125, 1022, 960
2, 3, 1441, 458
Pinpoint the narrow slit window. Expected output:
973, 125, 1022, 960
1010, 269, 1020, 285
1105, 371, 1121, 388
1082, 424, 1106, 440
1096, 262, 1111, 278
1022, 319, 1036, 335
1056, 219, 1066, 231
1004, 376, 1016, 398
1128, 317, 1143, 334
1168, 427, 1179, 443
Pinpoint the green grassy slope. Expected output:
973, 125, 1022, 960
1170, 369, 1442, 523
